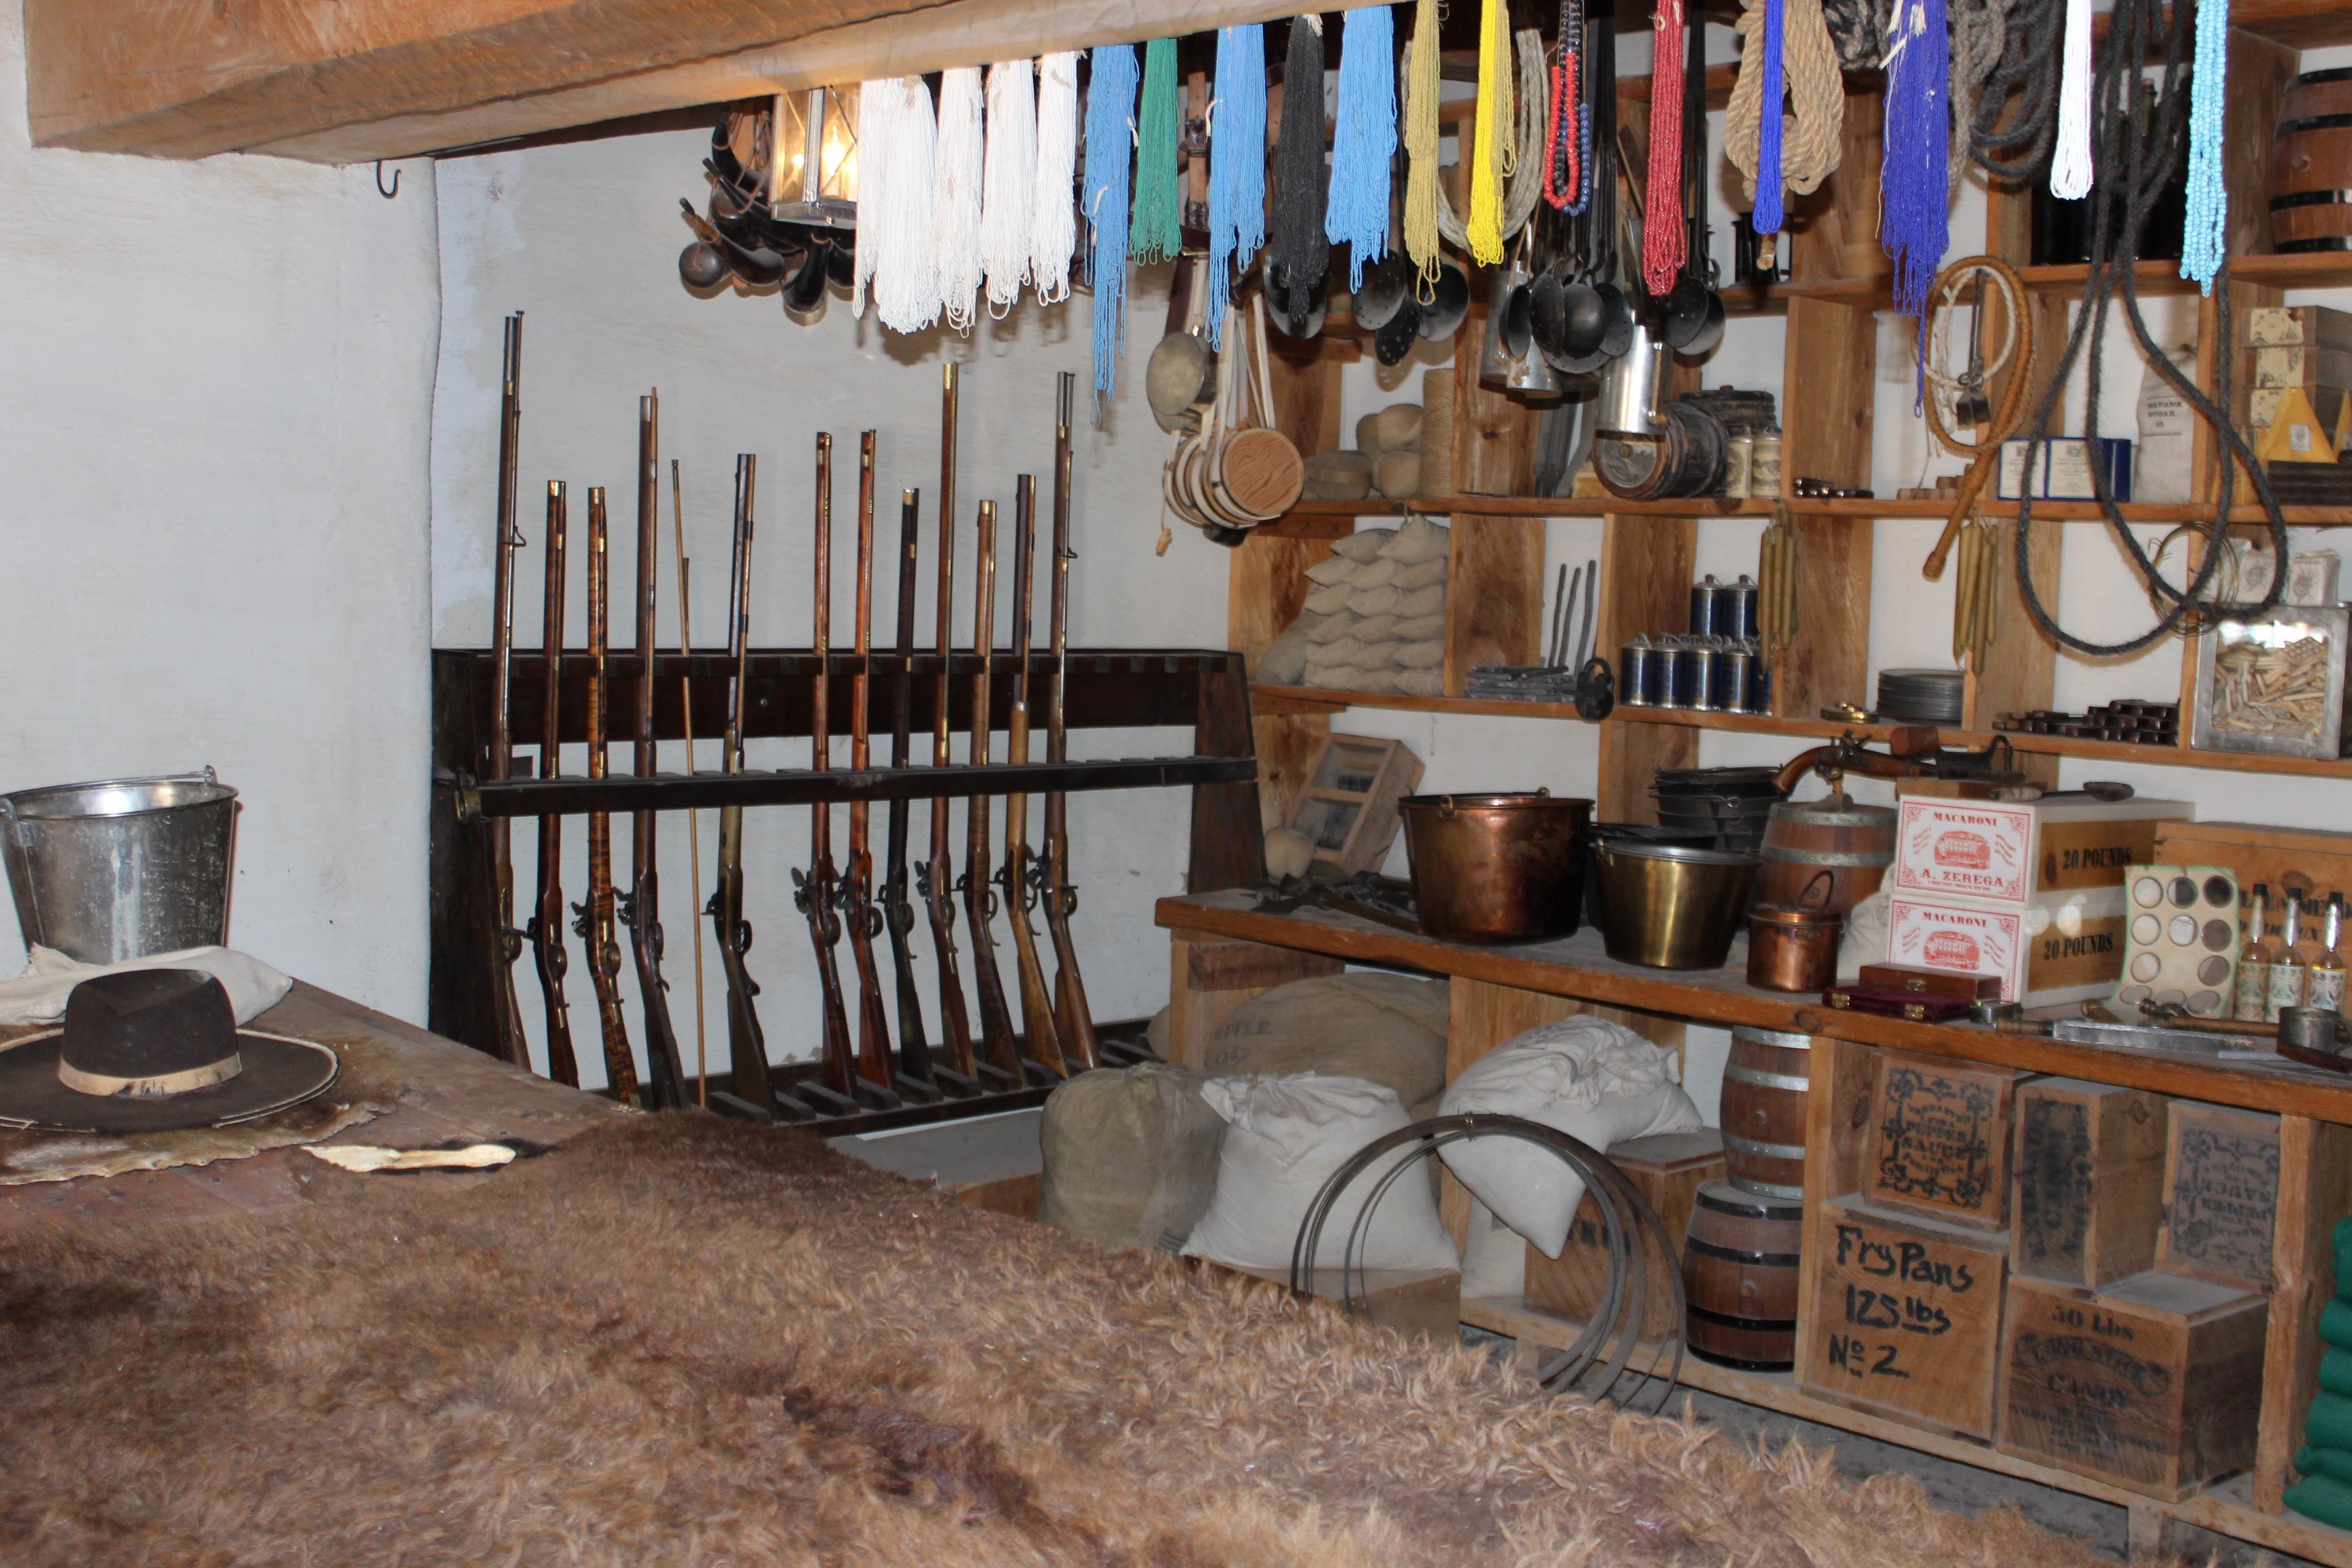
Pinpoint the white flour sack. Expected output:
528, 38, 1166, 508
1437, 1015, 1701, 1257
1181, 1073, 1460, 1273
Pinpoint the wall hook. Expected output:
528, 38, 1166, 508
375, 161, 400, 199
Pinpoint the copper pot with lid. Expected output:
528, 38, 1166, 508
1400, 791, 1594, 944
1746, 869, 1844, 993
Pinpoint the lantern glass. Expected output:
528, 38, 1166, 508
773, 86, 858, 229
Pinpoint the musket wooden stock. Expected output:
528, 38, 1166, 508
624, 392, 687, 1110
919, 365, 977, 1076
962, 498, 1022, 1075
576, 487, 640, 1105
1041, 372, 1098, 1068
796, 433, 859, 1099
485, 310, 532, 1070
529, 480, 580, 1087
708, 454, 774, 1113
1000, 474, 1066, 1075
838, 432, 896, 1092
672, 458, 712, 1107
882, 486, 932, 1083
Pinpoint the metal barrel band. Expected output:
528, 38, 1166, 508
1759, 845, 1893, 867
1684, 1302, 1798, 1332
1722, 1063, 1811, 1092
1684, 1236, 1803, 1269
1723, 1174, 1806, 1199
2271, 189, 2352, 212
1728, 1025, 1814, 1050
1722, 1131, 1807, 1161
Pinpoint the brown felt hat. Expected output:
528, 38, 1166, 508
0, 968, 338, 1133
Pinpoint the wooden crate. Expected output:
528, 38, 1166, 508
2153, 822, 2352, 934
2011, 1079, 2170, 1288
1524, 1129, 1725, 1337
1287, 734, 1424, 878
2159, 1101, 2283, 1291
1998, 1271, 2269, 1499
1864, 1049, 2029, 1232
1797, 1194, 2011, 1440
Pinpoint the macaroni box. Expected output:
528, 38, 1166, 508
1893, 793, 2192, 907
1884, 887, 2131, 1007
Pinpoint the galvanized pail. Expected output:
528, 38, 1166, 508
0, 769, 238, 963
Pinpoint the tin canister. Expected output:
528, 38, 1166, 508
1727, 576, 1760, 640
1689, 574, 1725, 636
1620, 641, 1656, 706
1642, 643, 1674, 706
1686, 645, 1720, 711
1715, 649, 1754, 714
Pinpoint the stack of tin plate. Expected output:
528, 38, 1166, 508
1875, 668, 1966, 725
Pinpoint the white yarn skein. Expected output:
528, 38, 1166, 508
934, 67, 985, 333
1031, 51, 1081, 305
853, 80, 887, 318
981, 60, 1038, 315
870, 77, 943, 334
2049, 0, 2093, 199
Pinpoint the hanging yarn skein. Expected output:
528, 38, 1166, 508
1725, 0, 1842, 225
981, 60, 1037, 314
1544, 0, 1592, 214
934, 67, 985, 331
1328, 5, 1397, 291
1644, 0, 1689, 294
1403, 0, 1443, 280
1880, 0, 1950, 338
858, 76, 944, 333
1270, 16, 1330, 296
1083, 44, 1141, 404
1132, 38, 1184, 264
1757, 0, 1786, 229
853, 79, 887, 317
1207, 24, 1269, 345
1032, 52, 1081, 304
1467, 0, 1513, 262
2051, 0, 2093, 197
2180, 0, 2227, 293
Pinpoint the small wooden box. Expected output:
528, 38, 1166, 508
1287, 734, 1424, 877
1997, 1271, 2268, 1499
1864, 1049, 2029, 1232
2011, 1079, 2168, 1288
1798, 1195, 2011, 1440
2158, 1102, 2282, 1290
1524, 1129, 1725, 1336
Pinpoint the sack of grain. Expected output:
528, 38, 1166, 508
1303, 448, 1375, 501
1374, 451, 1422, 500
1331, 528, 1397, 563
1039, 1062, 1228, 1252
1181, 1073, 1460, 1271
1200, 971, 1451, 1107
1436, 1015, 1701, 1256
1255, 616, 1323, 684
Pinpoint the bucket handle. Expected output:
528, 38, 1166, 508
0, 765, 219, 848
1431, 785, 1549, 820
1799, 868, 1836, 911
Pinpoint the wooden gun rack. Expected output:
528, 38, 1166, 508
429, 647, 1263, 1129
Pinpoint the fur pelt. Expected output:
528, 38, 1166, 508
0, 1115, 2117, 1567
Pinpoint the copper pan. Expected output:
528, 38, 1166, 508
1401, 791, 1594, 943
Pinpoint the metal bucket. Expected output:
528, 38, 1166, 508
1400, 791, 1594, 943
0, 769, 238, 962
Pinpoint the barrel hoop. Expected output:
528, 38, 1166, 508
1729, 1025, 1814, 1051
2277, 238, 2352, 253
2272, 189, 2352, 212
1761, 845, 1894, 867
2278, 112, 2352, 136
1765, 807, 1895, 827
1725, 1064, 1812, 1092
1696, 1186, 1806, 1219
1724, 1132, 1808, 1162
2293, 67, 2352, 87
1686, 1236, 1804, 1268
1686, 1302, 1799, 1332
1723, 1173, 1806, 1198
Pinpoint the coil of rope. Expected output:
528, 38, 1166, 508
1724, 0, 1844, 221
1921, 254, 2034, 581
1291, 1113, 1684, 1412
1966, 0, 2065, 179
2012, 0, 2287, 657
1402, 30, 1550, 256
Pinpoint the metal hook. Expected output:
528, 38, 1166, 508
375, 161, 400, 199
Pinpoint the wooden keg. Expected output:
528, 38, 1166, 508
1681, 1179, 1805, 1369
1753, 796, 1895, 917
1721, 1025, 1810, 1198
2272, 68, 2352, 252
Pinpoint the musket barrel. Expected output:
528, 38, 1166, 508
533, 480, 580, 1087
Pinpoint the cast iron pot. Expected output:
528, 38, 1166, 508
1400, 791, 1594, 943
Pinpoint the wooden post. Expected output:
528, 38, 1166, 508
2255, 1116, 2352, 1512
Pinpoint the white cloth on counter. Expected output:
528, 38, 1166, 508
0, 945, 293, 1026
1437, 1015, 1701, 1257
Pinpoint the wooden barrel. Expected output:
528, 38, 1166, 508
1721, 1026, 1810, 1198
1682, 1179, 1805, 1370
2272, 69, 2352, 252
1753, 798, 1895, 917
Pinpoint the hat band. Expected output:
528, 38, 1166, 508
57, 1049, 244, 1099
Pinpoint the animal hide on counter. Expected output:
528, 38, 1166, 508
0, 1115, 2104, 1567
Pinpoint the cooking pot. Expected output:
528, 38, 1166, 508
1746, 870, 1843, 992
1400, 791, 1594, 943
1592, 840, 1760, 969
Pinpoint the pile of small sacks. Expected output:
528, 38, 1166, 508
1256, 515, 1449, 697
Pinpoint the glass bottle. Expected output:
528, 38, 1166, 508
2236, 883, 2275, 1022
2268, 892, 2310, 1022
2310, 894, 2349, 1016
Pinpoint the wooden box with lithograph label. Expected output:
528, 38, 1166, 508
1799, 1196, 2010, 1439
2010, 1079, 2169, 1289
2157, 1102, 2281, 1291
1998, 1271, 2267, 1498
1524, 1130, 1724, 1337
1865, 1050, 2029, 1232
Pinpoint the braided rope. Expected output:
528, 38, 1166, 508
1968, 0, 2061, 178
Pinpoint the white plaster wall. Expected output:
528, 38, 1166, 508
0, 8, 442, 1015
431, 131, 1226, 1085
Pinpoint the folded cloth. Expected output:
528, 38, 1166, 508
2307, 1390, 2352, 1454
2324, 1298, 2352, 1353
2289, 1472, 2352, 1531
2299, 1446, 2352, 1486
0, 946, 292, 1027
2325, 1348, 2352, 1401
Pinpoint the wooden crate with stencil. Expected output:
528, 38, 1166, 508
1283, 734, 1424, 878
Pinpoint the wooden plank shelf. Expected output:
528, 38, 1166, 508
1766, 252, 2352, 308
1262, 497, 2352, 529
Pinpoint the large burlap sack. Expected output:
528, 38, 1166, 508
1181, 1073, 1460, 1271
1200, 973, 1450, 1109
1437, 1015, 1701, 1257
1460, 1198, 1528, 1299
1038, 1063, 1227, 1252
